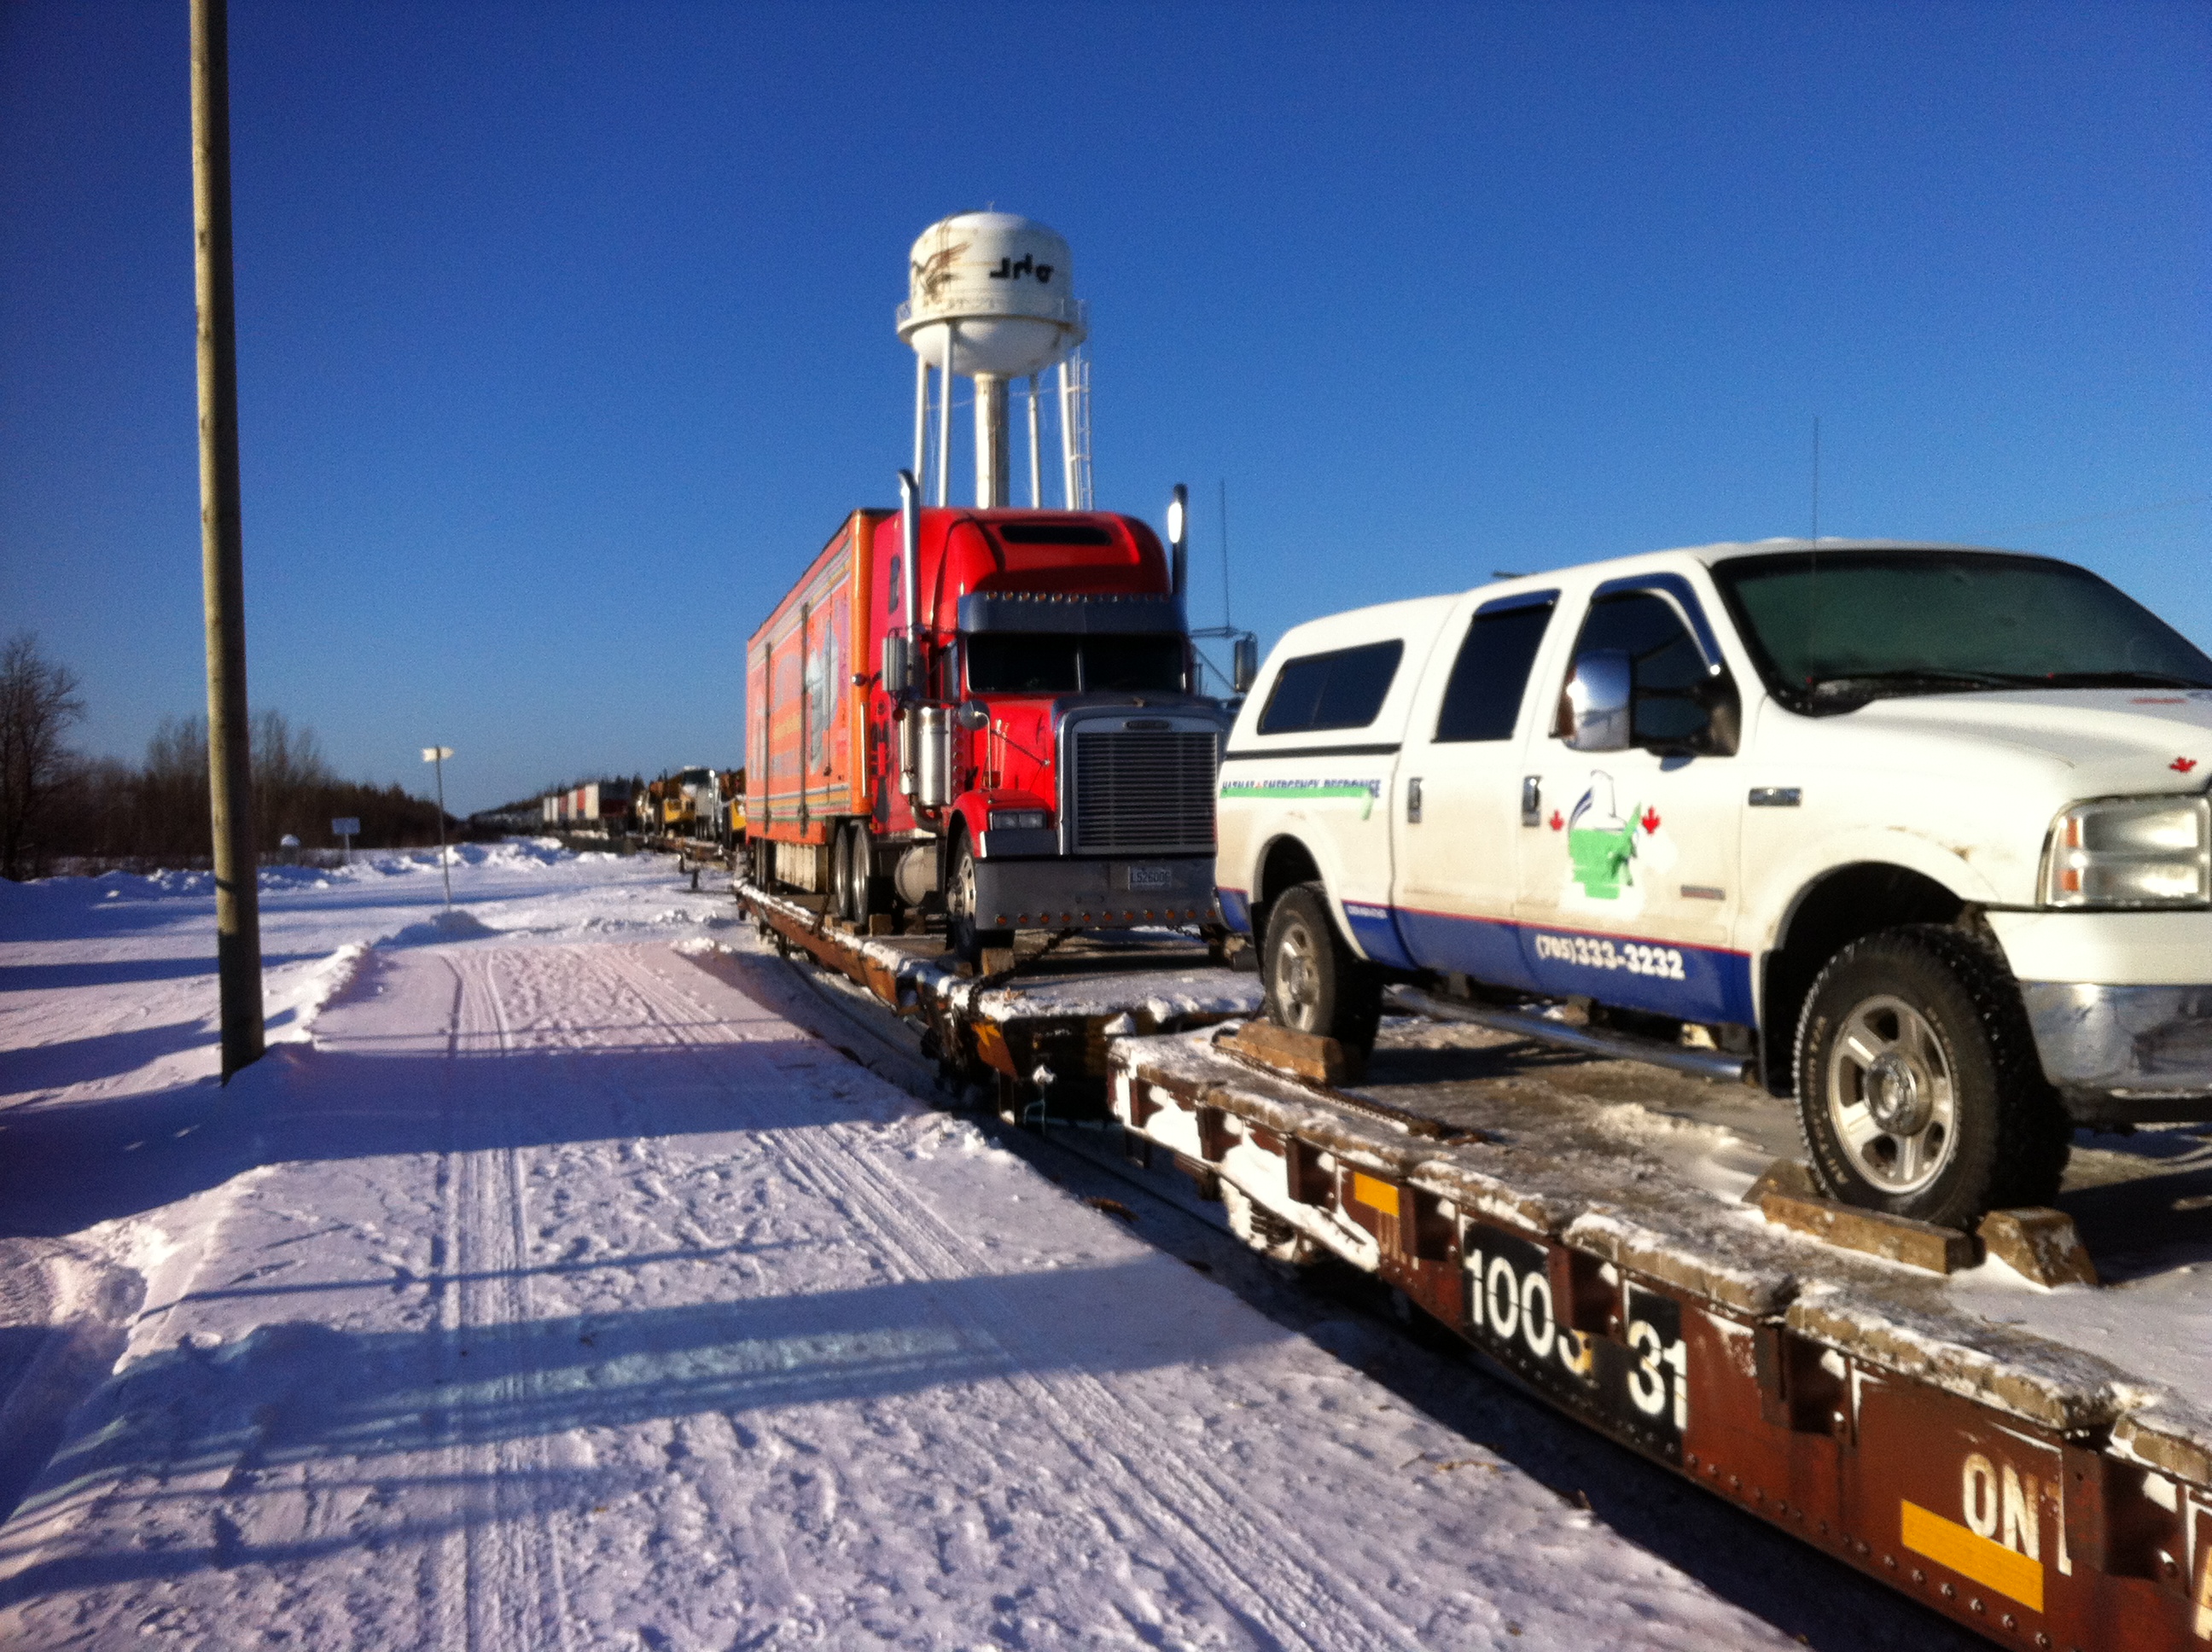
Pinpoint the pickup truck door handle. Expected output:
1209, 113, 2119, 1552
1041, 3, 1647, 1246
1406, 777, 1423, 823
1522, 776, 1541, 826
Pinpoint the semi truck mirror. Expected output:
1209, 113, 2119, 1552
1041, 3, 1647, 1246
956, 702, 991, 731
1563, 650, 1633, 752
882, 633, 911, 693
1232, 636, 1259, 694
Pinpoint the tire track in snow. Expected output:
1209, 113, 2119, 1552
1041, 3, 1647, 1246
430, 950, 576, 1652
514, 943, 818, 1633
600, 942, 1420, 1652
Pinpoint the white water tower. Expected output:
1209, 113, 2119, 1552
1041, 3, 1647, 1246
898, 212, 1091, 509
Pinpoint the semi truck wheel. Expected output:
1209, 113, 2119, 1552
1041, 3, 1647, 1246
1261, 882, 1382, 1053
849, 823, 884, 919
1794, 925, 2069, 1230
946, 831, 1011, 967
832, 823, 861, 924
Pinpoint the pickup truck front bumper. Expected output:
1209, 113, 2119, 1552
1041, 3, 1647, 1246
2019, 982, 2212, 1124
970, 855, 1217, 930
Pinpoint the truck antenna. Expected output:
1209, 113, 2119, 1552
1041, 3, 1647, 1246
1218, 479, 1232, 631
1807, 416, 1821, 689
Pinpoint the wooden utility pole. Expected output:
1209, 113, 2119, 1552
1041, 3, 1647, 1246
192, 0, 264, 1078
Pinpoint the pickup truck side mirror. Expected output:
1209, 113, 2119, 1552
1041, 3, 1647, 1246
1231, 636, 1259, 695
1562, 649, 1633, 752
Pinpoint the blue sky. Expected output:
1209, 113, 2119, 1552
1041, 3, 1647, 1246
3, 2, 2206, 815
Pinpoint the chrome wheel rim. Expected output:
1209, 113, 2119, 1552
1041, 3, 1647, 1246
1272, 916, 1322, 1032
1825, 994, 1958, 1194
950, 846, 976, 928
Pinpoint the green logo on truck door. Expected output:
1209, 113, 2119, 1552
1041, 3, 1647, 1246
1568, 772, 1639, 900
1559, 771, 1678, 917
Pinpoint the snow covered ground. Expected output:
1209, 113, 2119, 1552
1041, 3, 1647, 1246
0, 846, 1819, 1650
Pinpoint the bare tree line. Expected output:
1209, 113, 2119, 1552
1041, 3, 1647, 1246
2, 631, 452, 879
1, 632, 86, 879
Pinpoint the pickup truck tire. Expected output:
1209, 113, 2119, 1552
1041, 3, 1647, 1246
1261, 883, 1382, 1053
1794, 925, 2069, 1229
946, 830, 1011, 968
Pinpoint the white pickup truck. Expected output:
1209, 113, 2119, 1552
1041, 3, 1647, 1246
1215, 540, 2212, 1226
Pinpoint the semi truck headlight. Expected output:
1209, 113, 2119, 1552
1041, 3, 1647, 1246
989, 808, 1049, 831
2042, 795, 2210, 908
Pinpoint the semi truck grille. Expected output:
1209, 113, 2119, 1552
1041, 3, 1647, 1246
1068, 728, 1219, 854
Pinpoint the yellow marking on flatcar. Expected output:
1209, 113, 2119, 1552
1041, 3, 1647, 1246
1901, 1499, 2043, 1613
1350, 1172, 1400, 1218
971, 1021, 1017, 1078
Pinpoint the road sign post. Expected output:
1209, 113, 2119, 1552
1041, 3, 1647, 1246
331, 816, 359, 864
422, 747, 453, 907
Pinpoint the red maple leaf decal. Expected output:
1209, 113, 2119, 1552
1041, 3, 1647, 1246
2174, 757, 2199, 774
1548, 810, 1564, 831
1640, 806, 1662, 834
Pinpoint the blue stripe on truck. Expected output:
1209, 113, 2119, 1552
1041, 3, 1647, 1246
1217, 887, 1254, 935
1221, 890, 1755, 1028
1340, 901, 1416, 969
1395, 905, 1756, 1027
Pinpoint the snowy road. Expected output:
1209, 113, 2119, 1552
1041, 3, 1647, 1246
1, 852, 1813, 1649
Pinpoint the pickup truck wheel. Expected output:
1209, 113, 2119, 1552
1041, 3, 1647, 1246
1261, 882, 1382, 1052
946, 832, 1011, 967
1794, 925, 2069, 1229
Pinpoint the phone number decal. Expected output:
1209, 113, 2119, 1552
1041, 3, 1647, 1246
1531, 932, 1686, 980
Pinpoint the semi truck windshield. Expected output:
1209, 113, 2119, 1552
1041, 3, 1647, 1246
1712, 550, 2212, 713
964, 633, 1187, 695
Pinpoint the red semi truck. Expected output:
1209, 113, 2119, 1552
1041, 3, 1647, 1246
746, 474, 1230, 961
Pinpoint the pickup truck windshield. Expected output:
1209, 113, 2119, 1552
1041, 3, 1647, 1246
964, 632, 1187, 695
1711, 550, 2212, 713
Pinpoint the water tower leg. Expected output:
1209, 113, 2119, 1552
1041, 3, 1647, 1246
936, 325, 955, 508
912, 352, 930, 486
1026, 375, 1042, 509
1057, 361, 1078, 509
975, 375, 1009, 508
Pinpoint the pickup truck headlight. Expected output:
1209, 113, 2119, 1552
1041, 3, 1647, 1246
2042, 795, 2210, 908
988, 808, 1050, 832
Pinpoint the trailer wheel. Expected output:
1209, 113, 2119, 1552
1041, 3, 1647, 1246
1261, 882, 1382, 1053
946, 829, 1010, 967
1795, 925, 2069, 1229
834, 821, 882, 925
830, 823, 859, 924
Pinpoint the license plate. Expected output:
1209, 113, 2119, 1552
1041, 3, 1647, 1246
1126, 864, 1173, 891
